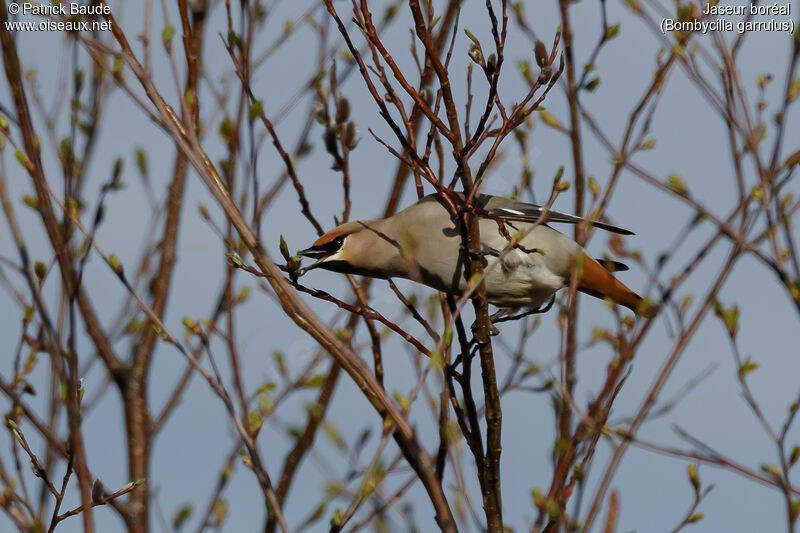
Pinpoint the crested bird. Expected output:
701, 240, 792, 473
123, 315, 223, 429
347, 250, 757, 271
298, 193, 647, 318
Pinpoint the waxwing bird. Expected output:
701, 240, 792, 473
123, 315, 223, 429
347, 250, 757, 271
299, 193, 646, 316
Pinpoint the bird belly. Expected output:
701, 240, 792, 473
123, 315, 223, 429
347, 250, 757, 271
483, 254, 565, 310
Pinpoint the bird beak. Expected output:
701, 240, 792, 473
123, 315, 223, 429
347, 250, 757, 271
298, 247, 329, 260
297, 246, 333, 261
297, 247, 331, 274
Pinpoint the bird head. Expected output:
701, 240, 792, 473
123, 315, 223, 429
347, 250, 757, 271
299, 218, 415, 279
298, 221, 388, 277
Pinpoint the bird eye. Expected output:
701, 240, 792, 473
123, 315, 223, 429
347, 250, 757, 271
309, 235, 346, 256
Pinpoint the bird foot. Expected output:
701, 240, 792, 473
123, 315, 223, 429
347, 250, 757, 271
491, 296, 557, 325
470, 319, 500, 338
467, 247, 503, 268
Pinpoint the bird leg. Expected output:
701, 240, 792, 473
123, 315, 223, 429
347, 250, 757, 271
466, 249, 490, 267
470, 315, 501, 340
492, 295, 556, 324
469, 295, 557, 341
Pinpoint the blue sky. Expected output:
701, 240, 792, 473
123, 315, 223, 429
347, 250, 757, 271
1, 1, 799, 531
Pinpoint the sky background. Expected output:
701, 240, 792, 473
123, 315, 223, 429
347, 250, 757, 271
1, 0, 800, 531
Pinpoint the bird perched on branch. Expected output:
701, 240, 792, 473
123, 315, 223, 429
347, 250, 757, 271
299, 193, 648, 318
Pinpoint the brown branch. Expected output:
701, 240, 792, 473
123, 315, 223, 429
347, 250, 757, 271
0, 20, 95, 532
268, 363, 340, 532
223, 39, 325, 236
54, 479, 143, 523
95, 6, 457, 530
581, 246, 742, 530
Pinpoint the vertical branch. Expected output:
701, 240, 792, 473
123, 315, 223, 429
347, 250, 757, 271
99, 4, 457, 530
581, 247, 742, 531
0, 14, 96, 533
556, 2, 583, 520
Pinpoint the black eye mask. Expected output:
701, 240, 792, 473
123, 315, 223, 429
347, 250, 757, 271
298, 236, 345, 261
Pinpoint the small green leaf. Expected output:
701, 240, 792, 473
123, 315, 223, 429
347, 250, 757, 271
184, 89, 197, 105
553, 437, 570, 458
719, 304, 740, 338
34, 261, 46, 281
108, 254, 122, 275
788, 78, 800, 102
305, 374, 326, 388
162, 25, 175, 43
219, 117, 234, 144
248, 410, 263, 435
588, 176, 600, 197
531, 487, 544, 507
249, 100, 263, 121
789, 445, 800, 466
667, 173, 687, 195
687, 463, 700, 490
236, 286, 250, 303
640, 139, 656, 150
521, 363, 540, 378
443, 327, 453, 346
547, 499, 561, 519
172, 505, 193, 528
212, 499, 227, 525
688, 513, 704, 524
279, 235, 290, 259
22, 195, 38, 210
23, 352, 36, 374
273, 351, 286, 376
113, 57, 124, 74
15, 150, 30, 170
538, 110, 561, 129
225, 253, 243, 268
738, 357, 759, 379
152, 324, 166, 340
65, 198, 79, 220
516, 60, 533, 83
584, 77, 600, 92
323, 422, 342, 446
428, 350, 444, 369
134, 147, 148, 177
182, 317, 198, 333
392, 391, 410, 411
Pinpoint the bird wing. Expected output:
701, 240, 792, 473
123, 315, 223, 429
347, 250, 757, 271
478, 195, 635, 235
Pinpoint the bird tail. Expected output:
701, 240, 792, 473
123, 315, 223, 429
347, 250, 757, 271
572, 253, 653, 317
